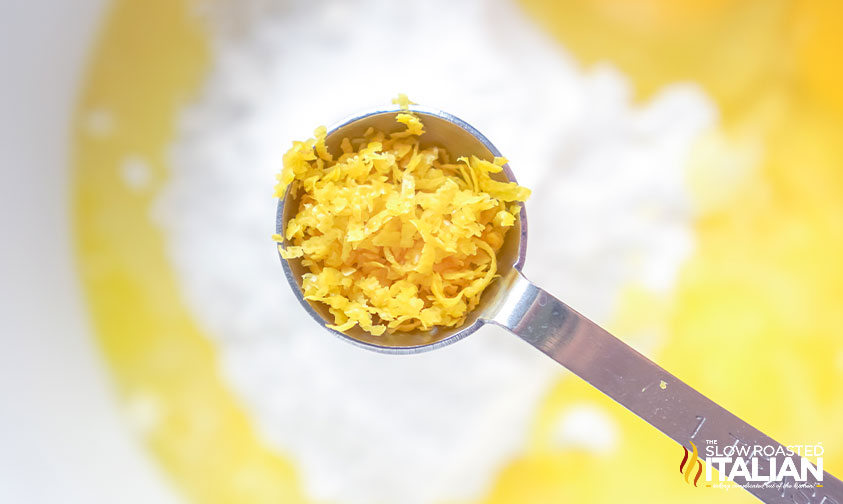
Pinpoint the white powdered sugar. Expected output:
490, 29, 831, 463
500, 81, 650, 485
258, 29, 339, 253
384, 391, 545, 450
153, 0, 716, 502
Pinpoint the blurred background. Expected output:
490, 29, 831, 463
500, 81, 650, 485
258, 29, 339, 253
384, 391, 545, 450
1, 0, 842, 503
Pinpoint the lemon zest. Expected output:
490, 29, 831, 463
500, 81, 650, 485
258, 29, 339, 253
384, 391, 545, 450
273, 96, 530, 335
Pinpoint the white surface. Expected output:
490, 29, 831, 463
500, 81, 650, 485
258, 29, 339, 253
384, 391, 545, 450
0, 2, 181, 503
154, 0, 715, 503
553, 403, 619, 454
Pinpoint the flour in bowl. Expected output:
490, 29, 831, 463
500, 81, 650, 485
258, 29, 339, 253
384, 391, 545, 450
154, 0, 715, 502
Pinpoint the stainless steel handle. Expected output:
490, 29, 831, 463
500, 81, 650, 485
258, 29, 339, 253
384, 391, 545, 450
487, 270, 842, 503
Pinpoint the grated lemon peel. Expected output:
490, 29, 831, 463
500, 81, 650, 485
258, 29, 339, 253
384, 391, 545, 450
274, 97, 530, 336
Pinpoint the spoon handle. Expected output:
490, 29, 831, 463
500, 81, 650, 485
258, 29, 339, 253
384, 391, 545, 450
488, 270, 842, 503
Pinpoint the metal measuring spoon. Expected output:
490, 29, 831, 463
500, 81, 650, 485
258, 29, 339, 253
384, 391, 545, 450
276, 106, 842, 503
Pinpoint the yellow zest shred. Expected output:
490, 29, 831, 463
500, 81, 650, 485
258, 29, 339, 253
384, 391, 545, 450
391, 93, 417, 111
274, 96, 530, 336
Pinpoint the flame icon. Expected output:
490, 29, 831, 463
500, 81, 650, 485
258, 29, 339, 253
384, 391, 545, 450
679, 441, 704, 487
